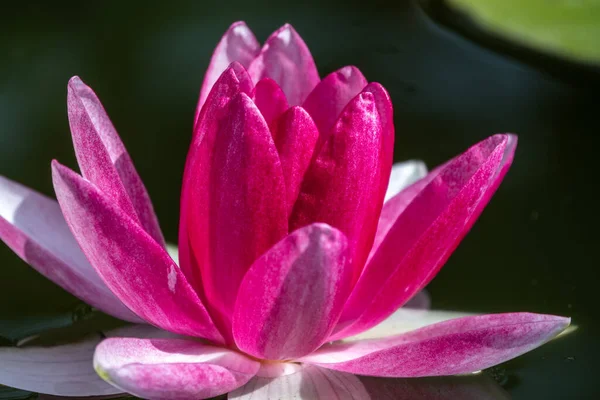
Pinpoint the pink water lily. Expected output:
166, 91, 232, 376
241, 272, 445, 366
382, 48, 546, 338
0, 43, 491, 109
0, 21, 569, 399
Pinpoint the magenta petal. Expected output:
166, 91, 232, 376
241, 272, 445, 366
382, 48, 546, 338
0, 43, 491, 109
67, 77, 164, 247
229, 365, 370, 399
232, 224, 352, 360
252, 78, 289, 134
289, 88, 388, 280
94, 338, 259, 400
300, 313, 570, 377
51, 162, 223, 343
334, 134, 517, 338
186, 92, 288, 336
247, 24, 319, 106
197, 21, 260, 114
273, 106, 319, 217
0, 176, 140, 323
0, 333, 121, 396
302, 66, 368, 138
181, 63, 254, 292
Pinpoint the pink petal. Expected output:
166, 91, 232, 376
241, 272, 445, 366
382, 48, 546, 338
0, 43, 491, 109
180, 62, 254, 292
232, 223, 352, 360
334, 134, 517, 339
247, 24, 319, 106
185, 92, 288, 338
384, 160, 428, 202
289, 87, 389, 281
252, 78, 289, 135
273, 106, 319, 217
51, 162, 223, 343
197, 21, 260, 116
0, 176, 140, 323
0, 333, 121, 396
229, 365, 370, 400
94, 337, 259, 400
300, 313, 570, 377
359, 374, 510, 399
302, 66, 368, 138
67, 77, 165, 247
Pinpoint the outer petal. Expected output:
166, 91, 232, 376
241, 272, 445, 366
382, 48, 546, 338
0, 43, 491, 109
197, 21, 260, 116
289, 87, 388, 281
302, 66, 368, 138
0, 176, 140, 323
67, 77, 164, 246
186, 92, 288, 338
252, 78, 289, 135
0, 324, 164, 397
247, 24, 319, 106
52, 162, 223, 343
180, 63, 254, 292
273, 106, 319, 217
300, 313, 570, 377
232, 224, 352, 360
359, 374, 510, 400
384, 160, 428, 202
94, 338, 259, 400
334, 135, 517, 338
229, 365, 370, 400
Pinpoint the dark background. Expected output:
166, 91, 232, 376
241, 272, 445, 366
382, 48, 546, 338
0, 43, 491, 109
0, 0, 598, 398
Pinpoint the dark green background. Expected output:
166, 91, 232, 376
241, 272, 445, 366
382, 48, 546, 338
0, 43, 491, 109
1, 0, 598, 398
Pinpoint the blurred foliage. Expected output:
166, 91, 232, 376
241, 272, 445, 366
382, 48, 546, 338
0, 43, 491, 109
445, 0, 600, 64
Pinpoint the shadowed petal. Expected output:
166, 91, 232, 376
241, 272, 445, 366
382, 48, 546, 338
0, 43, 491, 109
273, 106, 319, 217
233, 224, 352, 360
94, 338, 259, 400
402, 290, 431, 310
289, 87, 389, 281
334, 135, 517, 339
302, 66, 368, 138
185, 92, 288, 339
229, 365, 370, 400
67, 77, 164, 246
181, 63, 254, 293
0, 176, 140, 323
359, 373, 510, 400
301, 313, 569, 377
197, 21, 260, 114
384, 161, 428, 202
248, 24, 319, 106
252, 78, 289, 135
52, 162, 223, 343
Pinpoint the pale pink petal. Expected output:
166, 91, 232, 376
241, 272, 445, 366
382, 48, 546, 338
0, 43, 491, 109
359, 373, 510, 399
384, 160, 428, 202
232, 224, 352, 360
334, 134, 517, 339
0, 333, 120, 397
52, 162, 223, 343
0, 176, 140, 323
94, 338, 259, 400
289, 87, 388, 282
229, 365, 370, 400
402, 290, 431, 310
180, 62, 254, 293
343, 309, 475, 341
252, 78, 289, 134
185, 92, 288, 339
302, 66, 368, 138
67, 77, 165, 247
273, 106, 319, 217
300, 313, 569, 377
248, 24, 319, 106
197, 21, 260, 116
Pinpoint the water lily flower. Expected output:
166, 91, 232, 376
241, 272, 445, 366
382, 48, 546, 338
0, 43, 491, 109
0, 22, 569, 399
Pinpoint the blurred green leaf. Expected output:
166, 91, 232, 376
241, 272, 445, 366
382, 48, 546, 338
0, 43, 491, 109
446, 0, 600, 64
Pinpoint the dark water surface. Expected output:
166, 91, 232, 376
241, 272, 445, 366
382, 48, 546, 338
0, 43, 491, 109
0, 0, 598, 398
